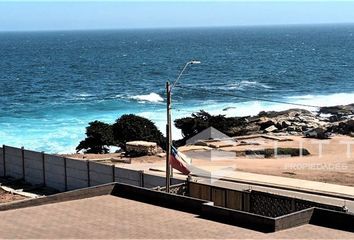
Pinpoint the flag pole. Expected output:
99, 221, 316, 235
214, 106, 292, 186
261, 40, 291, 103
166, 81, 171, 193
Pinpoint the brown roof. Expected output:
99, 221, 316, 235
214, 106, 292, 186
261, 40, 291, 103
0, 195, 352, 239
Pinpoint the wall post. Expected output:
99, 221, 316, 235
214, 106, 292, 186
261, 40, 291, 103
42, 152, 46, 186
243, 191, 251, 212
112, 165, 115, 182
21, 146, 25, 180
63, 157, 68, 191
87, 160, 91, 187
2, 145, 5, 177
139, 170, 144, 187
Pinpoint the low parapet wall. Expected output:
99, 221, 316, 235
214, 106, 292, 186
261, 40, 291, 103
0, 183, 115, 212
200, 203, 275, 232
274, 207, 314, 231
112, 183, 210, 214
311, 207, 354, 233
188, 181, 344, 217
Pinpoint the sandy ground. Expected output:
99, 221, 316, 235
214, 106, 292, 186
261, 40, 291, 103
65, 135, 354, 187
208, 135, 354, 187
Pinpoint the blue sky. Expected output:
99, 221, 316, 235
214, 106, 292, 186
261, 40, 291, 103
0, 1, 354, 31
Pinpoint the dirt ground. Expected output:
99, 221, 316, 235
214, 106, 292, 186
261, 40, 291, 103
65, 135, 354, 187
63, 152, 160, 164
211, 135, 354, 187
0, 189, 26, 204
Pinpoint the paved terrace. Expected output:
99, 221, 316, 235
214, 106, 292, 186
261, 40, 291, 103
0, 195, 353, 239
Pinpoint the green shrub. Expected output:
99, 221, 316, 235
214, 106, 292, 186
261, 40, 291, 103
76, 114, 165, 154
76, 121, 114, 154
245, 148, 310, 158
174, 110, 246, 140
112, 114, 166, 150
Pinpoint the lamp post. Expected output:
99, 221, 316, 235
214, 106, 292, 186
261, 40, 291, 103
166, 60, 201, 193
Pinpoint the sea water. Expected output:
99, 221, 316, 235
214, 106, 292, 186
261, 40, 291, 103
1, 25, 354, 153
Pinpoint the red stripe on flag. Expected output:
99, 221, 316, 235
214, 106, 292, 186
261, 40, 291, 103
170, 154, 191, 175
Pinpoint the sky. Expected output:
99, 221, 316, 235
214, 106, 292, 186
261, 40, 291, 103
0, 1, 354, 31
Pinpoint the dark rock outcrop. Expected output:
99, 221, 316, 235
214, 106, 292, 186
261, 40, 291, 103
234, 104, 354, 137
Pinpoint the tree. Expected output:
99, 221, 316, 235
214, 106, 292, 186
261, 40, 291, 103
76, 121, 114, 154
174, 110, 246, 142
112, 114, 166, 150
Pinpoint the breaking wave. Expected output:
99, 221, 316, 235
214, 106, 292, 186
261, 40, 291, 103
129, 93, 164, 103
226, 80, 272, 90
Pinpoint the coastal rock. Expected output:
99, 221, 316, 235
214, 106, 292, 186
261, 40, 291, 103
301, 125, 309, 131
223, 104, 354, 138
228, 124, 261, 136
126, 141, 158, 156
327, 119, 354, 135
319, 104, 354, 115
291, 122, 303, 127
264, 125, 278, 133
339, 120, 354, 134
257, 109, 313, 118
329, 115, 340, 122
347, 119, 354, 127
275, 121, 283, 130
258, 118, 276, 130
286, 126, 297, 132
281, 121, 291, 128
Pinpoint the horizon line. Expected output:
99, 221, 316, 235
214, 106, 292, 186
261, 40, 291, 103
1, 22, 353, 33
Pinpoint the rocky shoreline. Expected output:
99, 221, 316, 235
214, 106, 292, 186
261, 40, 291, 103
227, 104, 354, 137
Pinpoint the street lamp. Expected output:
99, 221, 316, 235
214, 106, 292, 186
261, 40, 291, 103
166, 60, 201, 193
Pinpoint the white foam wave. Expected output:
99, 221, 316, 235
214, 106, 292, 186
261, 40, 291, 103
217, 93, 354, 117
73, 93, 94, 98
2, 92, 353, 154
287, 95, 314, 100
70, 93, 95, 101
129, 92, 164, 103
77, 93, 92, 97
226, 80, 272, 90
114, 94, 123, 98
286, 92, 354, 108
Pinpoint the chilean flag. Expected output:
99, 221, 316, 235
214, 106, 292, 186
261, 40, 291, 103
170, 146, 192, 175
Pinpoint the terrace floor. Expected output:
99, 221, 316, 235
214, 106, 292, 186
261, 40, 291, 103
0, 195, 353, 239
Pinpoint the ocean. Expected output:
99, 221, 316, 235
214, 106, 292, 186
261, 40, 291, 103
1, 24, 354, 153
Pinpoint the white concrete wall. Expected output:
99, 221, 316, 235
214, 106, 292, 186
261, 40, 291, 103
24, 150, 44, 185
44, 154, 66, 192
115, 167, 142, 186
143, 174, 166, 188
66, 159, 89, 190
0, 145, 181, 192
4, 146, 23, 179
89, 162, 114, 186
